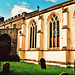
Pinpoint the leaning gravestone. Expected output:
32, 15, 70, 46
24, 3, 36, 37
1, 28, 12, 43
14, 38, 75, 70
40, 58, 46, 69
59, 73, 69, 75
2, 63, 10, 73
74, 59, 75, 71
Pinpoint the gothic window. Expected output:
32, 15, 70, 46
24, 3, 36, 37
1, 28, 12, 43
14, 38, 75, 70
30, 21, 37, 48
49, 14, 60, 48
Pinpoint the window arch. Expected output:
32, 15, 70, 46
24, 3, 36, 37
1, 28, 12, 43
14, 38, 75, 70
73, 11, 75, 18
49, 14, 60, 48
30, 21, 37, 48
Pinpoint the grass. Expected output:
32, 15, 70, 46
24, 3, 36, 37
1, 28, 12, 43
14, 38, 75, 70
0, 61, 75, 75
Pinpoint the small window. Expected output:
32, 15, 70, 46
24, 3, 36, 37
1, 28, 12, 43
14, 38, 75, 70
13, 24, 16, 28
73, 11, 75, 18
19, 31, 22, 34
6, 26, 9, 29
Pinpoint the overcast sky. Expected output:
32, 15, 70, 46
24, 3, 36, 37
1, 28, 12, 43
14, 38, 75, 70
0, 0, 67, 20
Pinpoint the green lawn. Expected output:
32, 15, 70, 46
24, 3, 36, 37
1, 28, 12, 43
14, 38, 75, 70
0, 61, 75, 75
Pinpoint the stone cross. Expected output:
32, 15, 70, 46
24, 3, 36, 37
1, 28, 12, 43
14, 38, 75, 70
37, 6, 40, 10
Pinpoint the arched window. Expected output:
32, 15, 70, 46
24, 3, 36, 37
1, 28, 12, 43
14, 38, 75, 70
49, 14, 60, 48
6, 26, 9, 29
13, 24, 16, 28
30, 21, 37, 48
73, 11, 75, 18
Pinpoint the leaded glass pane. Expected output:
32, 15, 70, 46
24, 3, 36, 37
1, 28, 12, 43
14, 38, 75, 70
35, 26, 37, 48
50, 22, 52, 47
30, 27, 32, 48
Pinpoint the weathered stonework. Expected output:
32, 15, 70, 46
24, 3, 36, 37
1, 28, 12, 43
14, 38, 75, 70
0, 28, 18, 53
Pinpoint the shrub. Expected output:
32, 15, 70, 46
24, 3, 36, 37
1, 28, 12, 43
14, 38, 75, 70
0, 53, 20, 61
0, 54, 10, 61
10, 53, 20, 61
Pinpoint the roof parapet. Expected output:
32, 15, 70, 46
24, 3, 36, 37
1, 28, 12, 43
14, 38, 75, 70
6, 20, 8, 22
22, 12, 28, 17
0, 0, 75, 25
18, 14, 20, 17
11, 17, 13, 20
14, 15, 17, 18
0, 21, 5, 25
8, 18, 10, 21
0, 17, 4, 23
0, 13, 24, 25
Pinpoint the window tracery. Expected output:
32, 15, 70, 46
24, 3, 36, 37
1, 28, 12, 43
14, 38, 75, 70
30, 21, 37, 48
49, 14, 60, 48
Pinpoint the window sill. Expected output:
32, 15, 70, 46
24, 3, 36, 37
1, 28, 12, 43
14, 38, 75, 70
48, 47, 60, 51
28, 48, 40, 51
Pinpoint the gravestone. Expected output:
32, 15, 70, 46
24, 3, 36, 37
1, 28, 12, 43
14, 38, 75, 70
40, 58, 46, 69
74, 59, 75, 71
2, 63, 10, 73
59, 73, 69, 75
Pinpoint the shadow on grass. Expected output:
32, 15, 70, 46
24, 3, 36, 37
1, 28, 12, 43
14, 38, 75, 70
0, 71, 31, 75
1, 62, 75, 75
0, 71, 60, 75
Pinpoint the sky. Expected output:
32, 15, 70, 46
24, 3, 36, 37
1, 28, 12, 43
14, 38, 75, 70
0, 0, 68, 20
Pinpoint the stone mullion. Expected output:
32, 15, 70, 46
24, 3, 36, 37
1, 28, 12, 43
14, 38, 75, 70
52, 22, 53, 48
55, 21, 57, 48
31, 26, 33, 48
33, 26, 34, 48
36, 26, 37, 48
30, 27, 31, 48
34, 25, 35, 48
35, 25, 37, 48
49, 23, 50, 48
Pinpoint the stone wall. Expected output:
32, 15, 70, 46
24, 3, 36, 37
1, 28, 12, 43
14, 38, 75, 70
0, 28, 18, 54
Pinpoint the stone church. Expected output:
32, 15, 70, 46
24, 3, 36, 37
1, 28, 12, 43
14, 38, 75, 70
0, 0, 75, 67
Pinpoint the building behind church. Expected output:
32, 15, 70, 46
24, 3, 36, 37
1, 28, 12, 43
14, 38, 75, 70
0, 0, 75, 68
